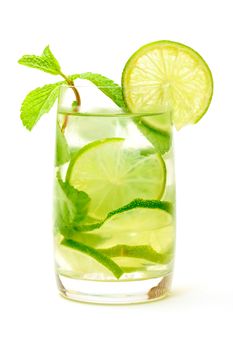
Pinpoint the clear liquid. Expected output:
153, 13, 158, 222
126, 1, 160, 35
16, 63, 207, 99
54, 112, 175, 282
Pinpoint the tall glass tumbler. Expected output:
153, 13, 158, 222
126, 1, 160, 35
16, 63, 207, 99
54, 84, 175, 304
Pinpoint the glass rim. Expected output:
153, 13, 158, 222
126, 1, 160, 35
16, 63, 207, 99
57, 108, 172, 119
59, 84, 164, 89
58, 84, 172, 118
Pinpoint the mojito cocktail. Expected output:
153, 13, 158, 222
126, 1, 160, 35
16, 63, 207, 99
54, 85, 175, 302
18, 40, 213, 304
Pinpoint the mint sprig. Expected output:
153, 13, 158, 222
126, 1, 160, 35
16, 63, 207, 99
18, 46, 125, 130
19, 46, 171, 155
18, 46, 81, 130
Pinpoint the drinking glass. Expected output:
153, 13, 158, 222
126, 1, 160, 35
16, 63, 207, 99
54, 84, 175, 304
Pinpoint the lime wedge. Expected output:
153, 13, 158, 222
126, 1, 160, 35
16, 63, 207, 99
66, 138, 166, 220
122, 40, 213, 129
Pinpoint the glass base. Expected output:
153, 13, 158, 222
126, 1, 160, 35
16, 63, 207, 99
56, 273, 172, 305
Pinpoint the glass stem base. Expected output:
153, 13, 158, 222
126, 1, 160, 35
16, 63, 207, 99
56, 273, 173, 305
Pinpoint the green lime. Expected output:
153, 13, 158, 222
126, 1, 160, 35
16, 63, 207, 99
90, 199, 174, 254
122, 40, 213, 129
55, 234, 122, 278
56, 200, 174, 277
66, 138, 166, 220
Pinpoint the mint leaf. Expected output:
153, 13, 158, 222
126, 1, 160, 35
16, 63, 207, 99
19, 71, 126, 131
135, 119, 172, 155
61, 239, 123, 279
18, 45, 61, 75
54, 176, 90, 234
20, 82, 63, 130
55, 122, 70, 166
98, 245, 173, 264
68, 73, 126, 108
42, 46, 61, 72
77, 72, 126, 109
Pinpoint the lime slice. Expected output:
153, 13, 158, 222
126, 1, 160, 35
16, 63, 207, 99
61, 238, 123, 278
89, 199, 174, 254
66, 138, 166, 220
55, 234, 123, 279
56, 200, 174, 277
122, 40, 213, 129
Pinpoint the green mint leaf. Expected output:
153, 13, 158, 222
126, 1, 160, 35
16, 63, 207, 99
98, 245, 173, 264
67, 72, 126, 108
135, 119, 172, 155
71, 72, 126, 109
54, 176, 90, 233
65, 72, 126, 109
20, 82, 63, 130
61, 239, 123, 279
42, 46, 61, 72
18, 45, 61, 75
55, 122, 70, 166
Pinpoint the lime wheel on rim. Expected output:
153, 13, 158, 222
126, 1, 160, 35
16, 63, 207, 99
122, 40, 213, 129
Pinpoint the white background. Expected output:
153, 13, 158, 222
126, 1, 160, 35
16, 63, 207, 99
1, 0, 233, 349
